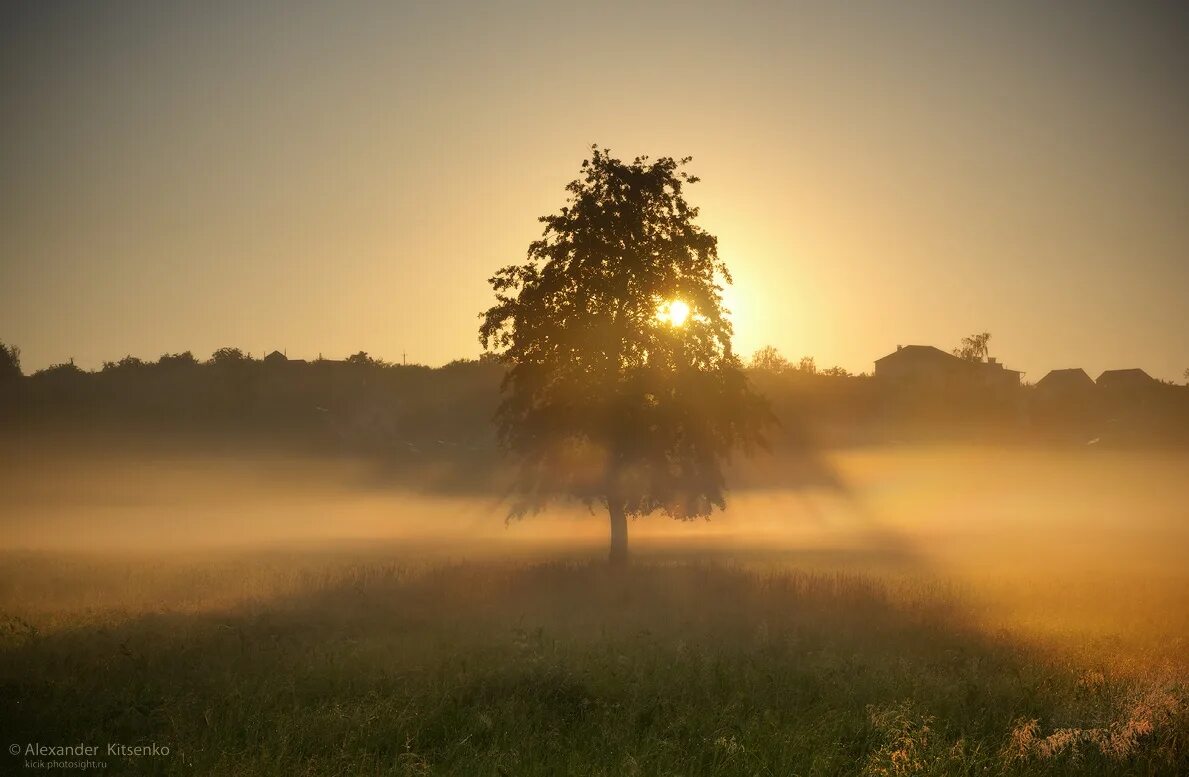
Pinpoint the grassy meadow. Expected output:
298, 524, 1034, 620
1, 443, 1187, 775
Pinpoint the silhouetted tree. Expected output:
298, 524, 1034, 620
346, 351, 387, 367
102, 355, 146, 371
750, 346, 791, 372
798, 356, 817, 375
953, 332, 991, 362
33, 361, 83, 377
209, 347, 250, 365
0, 341, 20, 380
480, 147, 770, 565
158, 351, 198, 368
821, 365, 852, 378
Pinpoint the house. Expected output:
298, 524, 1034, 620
1035, 368, 1095, 395
1031, 368, 1100, 429
1096, 369, 1161, 409
874, 345, 1021, 389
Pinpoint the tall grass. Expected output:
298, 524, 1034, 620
1, 557, 1184, 775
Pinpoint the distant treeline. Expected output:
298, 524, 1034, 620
1, 343, 1187, 452
0, 346, 504, 458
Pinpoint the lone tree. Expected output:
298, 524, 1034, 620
953, 332, 991, 362
480, 147, 770, 565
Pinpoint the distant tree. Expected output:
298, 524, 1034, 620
158, 351, 198, 368
480, 147, 770, 565
209, 347, 250, 365
797, 356, 817, 375
0, 341, 21, 380
102, 355, 146, 371
1184, 367, 1188, 384
346, 351, 386, 367
821, 365, 852, 378
750, 346, 791, 372
34, 361, 83, 377
952, 332, 991, 362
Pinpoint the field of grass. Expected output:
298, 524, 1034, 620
1, 554, 1185, 776
1, 444, 1187, 775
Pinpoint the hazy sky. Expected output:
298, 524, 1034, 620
3, 1, 1187, 380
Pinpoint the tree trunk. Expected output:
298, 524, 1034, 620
608, 499, 628, 566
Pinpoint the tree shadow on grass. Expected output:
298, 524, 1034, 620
0, 561, 1184, 775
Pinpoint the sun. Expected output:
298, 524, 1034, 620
658, 299, 691, 327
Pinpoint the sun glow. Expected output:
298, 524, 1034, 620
658, 299, 691, 327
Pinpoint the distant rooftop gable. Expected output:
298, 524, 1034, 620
873, 345, 975, 382
874, 345, 965, 365
264, 350, 307, 366
1036, 368, 1095, 391
1096, 368, 1156, 388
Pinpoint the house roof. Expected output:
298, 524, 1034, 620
264, 350, 307, 366
1096, 368, 1155, 385
1036, 368, 1094, 388
874, 345, 963, 364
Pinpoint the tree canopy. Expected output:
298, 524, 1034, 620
953, 332, 991, 362
209, 347, 250, 366
751, 346, 792, 373
480, 147, 770, 563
